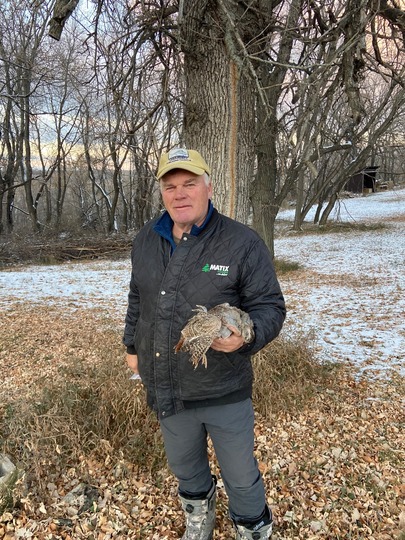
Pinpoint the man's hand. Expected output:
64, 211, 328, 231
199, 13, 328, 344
210, 325, 245, 353
126, 353, 139, 374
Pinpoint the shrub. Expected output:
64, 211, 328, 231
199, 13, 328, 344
2, 356, 164, 490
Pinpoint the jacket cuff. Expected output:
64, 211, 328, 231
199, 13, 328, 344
238, 341, 256, 354
126, 346, 137, 355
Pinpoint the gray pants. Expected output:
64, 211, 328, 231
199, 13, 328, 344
159, 398, 266, 522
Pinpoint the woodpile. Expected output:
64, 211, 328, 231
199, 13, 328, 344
0, 236, 132, 267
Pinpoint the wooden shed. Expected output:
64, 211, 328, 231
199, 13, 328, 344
346, 166, 380, 194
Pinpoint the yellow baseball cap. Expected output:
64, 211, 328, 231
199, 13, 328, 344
157, 148, 211, 179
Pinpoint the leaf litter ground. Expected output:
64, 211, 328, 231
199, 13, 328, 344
1, 188, 404, 539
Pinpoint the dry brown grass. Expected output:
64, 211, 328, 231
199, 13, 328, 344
2, 357, 164, 491
2, 305, 404, 539
285, 221, 389, 236
0, 305, 164, 497
1, 306, 328, 495
253, 331, 335, 417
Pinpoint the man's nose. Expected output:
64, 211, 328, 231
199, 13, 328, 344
174, 186, 186, 198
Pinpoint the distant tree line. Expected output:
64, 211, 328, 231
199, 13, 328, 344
1, 0, 404, 255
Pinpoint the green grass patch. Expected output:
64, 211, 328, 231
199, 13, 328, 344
274, 258, 301, 273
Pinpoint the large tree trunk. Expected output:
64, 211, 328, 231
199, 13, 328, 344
180, 0, 255, 223
252, 91, 279, 257
251, 0, 303, 255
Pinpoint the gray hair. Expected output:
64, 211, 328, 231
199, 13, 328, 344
203, 173, 211, 186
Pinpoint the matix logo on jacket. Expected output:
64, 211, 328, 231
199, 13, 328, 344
202, 263, 229, 276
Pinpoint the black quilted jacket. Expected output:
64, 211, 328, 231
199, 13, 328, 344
123, 207, 286, 418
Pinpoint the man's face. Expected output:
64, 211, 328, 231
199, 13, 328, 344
161, 169, 212, 232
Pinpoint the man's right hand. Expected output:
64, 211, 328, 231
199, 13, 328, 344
126, 353, 139, 375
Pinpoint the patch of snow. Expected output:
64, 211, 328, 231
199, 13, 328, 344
277, 188, 404, 223
0, 260, 131, 313
276, 188, 405, 377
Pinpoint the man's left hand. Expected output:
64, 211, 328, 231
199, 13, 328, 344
210, 325, 245, 353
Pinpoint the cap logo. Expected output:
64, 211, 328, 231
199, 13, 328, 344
168, 148, 190, 162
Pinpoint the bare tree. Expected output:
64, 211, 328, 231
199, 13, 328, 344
2, 0, 404, 246
178, 1, 256, 222
0, 1, 54, 233
81, 0, 182, 232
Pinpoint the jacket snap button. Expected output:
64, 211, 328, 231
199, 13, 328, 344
161, 290, 166, 295
156, 352, 160, 357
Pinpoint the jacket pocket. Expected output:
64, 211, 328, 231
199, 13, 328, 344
177, 351, 247, 400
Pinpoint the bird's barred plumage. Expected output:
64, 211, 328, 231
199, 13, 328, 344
175, 303, 255, 368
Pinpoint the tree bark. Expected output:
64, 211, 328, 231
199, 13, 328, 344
180, 0, 255, 223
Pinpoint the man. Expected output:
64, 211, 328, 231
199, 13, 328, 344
124, 148, 286, 540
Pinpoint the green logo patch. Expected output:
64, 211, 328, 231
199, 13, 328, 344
201, 263, 229, 276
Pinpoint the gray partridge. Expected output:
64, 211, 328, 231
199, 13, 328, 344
175, 303, 255, 368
